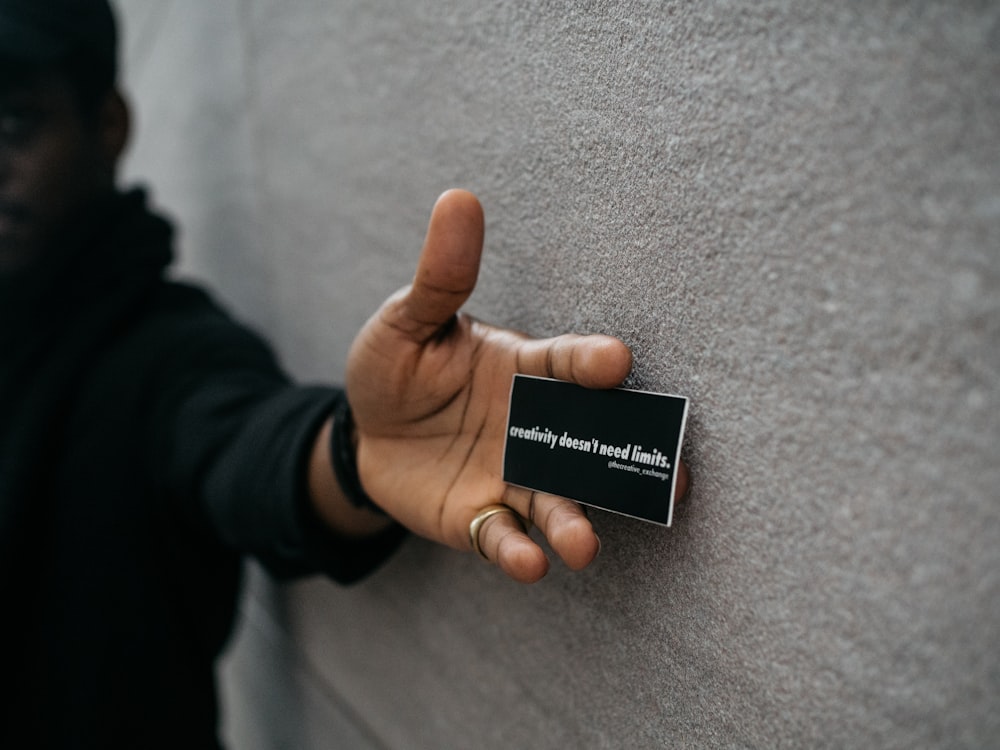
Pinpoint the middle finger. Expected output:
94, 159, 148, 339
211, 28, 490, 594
501, 485, 600, 571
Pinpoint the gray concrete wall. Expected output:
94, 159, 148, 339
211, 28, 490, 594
118, 1, 1000, 747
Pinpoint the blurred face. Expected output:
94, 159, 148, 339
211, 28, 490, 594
0, 68, 116, 276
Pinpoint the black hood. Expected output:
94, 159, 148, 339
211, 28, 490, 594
0, 186, 173, 579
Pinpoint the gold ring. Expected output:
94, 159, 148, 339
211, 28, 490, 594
469, 504, 520, 560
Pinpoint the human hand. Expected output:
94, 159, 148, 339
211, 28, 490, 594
345, 190, 687, 583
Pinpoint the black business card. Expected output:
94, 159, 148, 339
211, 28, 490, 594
502, 375, 689, 526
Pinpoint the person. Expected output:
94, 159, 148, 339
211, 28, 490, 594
0, 0, 687, 747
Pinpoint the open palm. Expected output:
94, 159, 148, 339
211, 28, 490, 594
346, 190, 657, 583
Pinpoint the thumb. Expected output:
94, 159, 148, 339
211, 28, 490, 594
399, 189, 484, 341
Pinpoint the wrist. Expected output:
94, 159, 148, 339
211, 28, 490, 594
330, 393, 384, 515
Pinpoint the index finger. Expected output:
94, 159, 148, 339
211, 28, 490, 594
516, 333, 633, 389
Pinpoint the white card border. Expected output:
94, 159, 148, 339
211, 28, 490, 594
501, 373, 690, 527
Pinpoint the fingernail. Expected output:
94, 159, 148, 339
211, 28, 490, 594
595, 534, 602, 557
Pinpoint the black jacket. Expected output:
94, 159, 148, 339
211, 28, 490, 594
0, 190, 403, 748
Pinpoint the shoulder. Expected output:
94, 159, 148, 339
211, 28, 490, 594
82, 278, 291, 420
127, 279, 283, 375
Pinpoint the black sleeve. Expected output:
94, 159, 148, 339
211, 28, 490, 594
149, 284, 405, 583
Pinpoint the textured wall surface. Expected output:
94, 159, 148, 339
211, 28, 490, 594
118, 1, 999, 747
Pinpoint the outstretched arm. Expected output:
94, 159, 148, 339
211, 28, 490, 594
309, 189, 687, 583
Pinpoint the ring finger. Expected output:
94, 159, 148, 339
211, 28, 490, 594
474, 507, 549, 583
